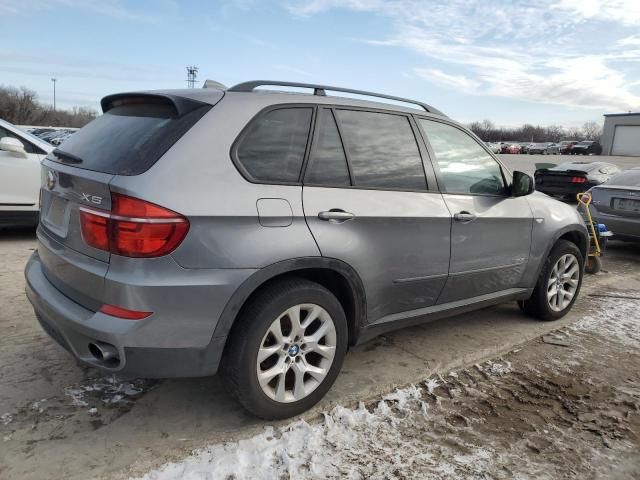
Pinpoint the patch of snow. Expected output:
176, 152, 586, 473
136, 382, 499, 480
573, 298, 640, 349
481, 360, 512, 376
1, 413, 13, 425
425, 378, 440, 394
64, 377, 151, 407
88, 408, 98, 416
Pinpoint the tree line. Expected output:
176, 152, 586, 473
0, 85, 97, 128
468, 119, 603, 143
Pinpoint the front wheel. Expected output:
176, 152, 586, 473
221, 278, 348, 419
519, 240, 584, 321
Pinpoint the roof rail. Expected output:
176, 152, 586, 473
228, 80, 445, 116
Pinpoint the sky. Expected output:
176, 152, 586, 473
1, 0, 640, 127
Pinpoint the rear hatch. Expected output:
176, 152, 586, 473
37, 92, 215, 309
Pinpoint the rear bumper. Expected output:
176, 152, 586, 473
24, 251, 254, 378
536, 182, 598, 196
590, 207, 640, 240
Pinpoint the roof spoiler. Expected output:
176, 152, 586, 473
100, 93, 209, 117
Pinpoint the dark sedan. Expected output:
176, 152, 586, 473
571, 140, 602, 155
535, 161, 621, 198
588, 167, 640, 241
558, 140, 579, 155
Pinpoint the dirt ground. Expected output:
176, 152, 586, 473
139, 294, 640, 479
1, 229, 639, 479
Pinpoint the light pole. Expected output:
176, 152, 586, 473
51, 78, 57, 112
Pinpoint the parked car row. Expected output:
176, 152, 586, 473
486, 140, 602, 155
27, 127, 77, 146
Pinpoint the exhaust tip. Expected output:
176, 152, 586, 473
88, 341, 119, 366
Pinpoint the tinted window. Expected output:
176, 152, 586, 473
419, 119, 505, 195
305, 109, 350, 186
237, 108, 312, 183
49, 101, 210, 175
336, 110, 426, 190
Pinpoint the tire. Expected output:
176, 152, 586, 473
519, 240, 584, 321
585, 256, 602, 274
221, 277, 348, 419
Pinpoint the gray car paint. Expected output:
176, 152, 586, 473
589, 169, 640, 240
25, 86, 588, 378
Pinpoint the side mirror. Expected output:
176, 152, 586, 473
0, 137, 27, 158
512, 170, 534, 197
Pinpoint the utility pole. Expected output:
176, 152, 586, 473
186, 66, 198, 88
51, 78, 57, 111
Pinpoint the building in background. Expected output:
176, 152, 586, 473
601, 113, 640, 156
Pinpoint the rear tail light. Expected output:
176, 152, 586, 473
99, 304, 152, 320
79, 193, 189, 257
571, 177, 586, 183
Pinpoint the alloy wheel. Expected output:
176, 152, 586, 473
256, 304, 337, 403
547, 254, 580, 312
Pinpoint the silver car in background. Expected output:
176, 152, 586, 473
24, 80, 588, 419
589, 167, 640, 242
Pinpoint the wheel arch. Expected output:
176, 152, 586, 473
211, 257, 367, 353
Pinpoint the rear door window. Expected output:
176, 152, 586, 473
418, 119, 506, 195
235, 108, 313, 183
48, 100, 211, 175
305, 109, 350, 186
335, 109, 427, 191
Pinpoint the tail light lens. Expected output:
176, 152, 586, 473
79, 193, 189, 257
99, 304, 152, 320
571, 177, 586, 183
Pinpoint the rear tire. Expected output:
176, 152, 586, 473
519, 240, 584, 321
221, 278, 348, 419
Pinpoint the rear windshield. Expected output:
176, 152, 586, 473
47, 101, 210, 175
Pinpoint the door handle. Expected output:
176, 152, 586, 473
318, 209, 355, 223
454, 211, 477, 223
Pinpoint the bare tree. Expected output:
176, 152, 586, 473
0, 85, 97, 127
582, 121, 602, 141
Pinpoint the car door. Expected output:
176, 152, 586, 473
416, 118, 533, 304
303, 107, 451, 325
0, 127, 44, 209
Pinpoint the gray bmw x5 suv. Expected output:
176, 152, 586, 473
25, 80, 588, 419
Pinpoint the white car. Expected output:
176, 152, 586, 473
0, 119, 53, 227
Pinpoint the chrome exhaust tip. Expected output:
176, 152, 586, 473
88, 342, 119, 363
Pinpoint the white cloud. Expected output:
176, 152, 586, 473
414, 68, 479, 93
288, 0, 640, 112
553, 0, 640, 26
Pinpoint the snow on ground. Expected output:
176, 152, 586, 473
137, 297, 640, 480
64, 376, 154, 407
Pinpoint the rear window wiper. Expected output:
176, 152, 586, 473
52, 148, 83, 164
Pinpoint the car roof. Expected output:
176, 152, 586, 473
121, 83, 447, 119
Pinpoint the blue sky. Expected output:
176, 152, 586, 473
1, 0, 640, 127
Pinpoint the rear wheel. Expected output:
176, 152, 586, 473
221, 278, 348, 419
519, 240, 584, 321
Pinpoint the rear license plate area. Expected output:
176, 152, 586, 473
612, 198, 640, 213
42, 196, 69, 235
